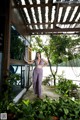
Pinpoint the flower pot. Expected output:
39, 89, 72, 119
51, 116, 59, 120
7, 113, 16, 120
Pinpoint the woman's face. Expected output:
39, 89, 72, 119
36, 52, 41, 58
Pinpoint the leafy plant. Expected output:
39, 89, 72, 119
56, 75, 78, 98
42, 75, 53, 86
3, 96, 80, 120
0, 73, 21, 114
58, 97, 80, 120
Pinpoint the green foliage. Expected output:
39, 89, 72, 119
10, 29, 25, 60
6, 96, 80, 120
49, 35, 76, 65
57, 97, 80, 120
7, 73, 20, 85
32, 35, 80, 66
56, 75, 78, 98
42, 75, 53, 86
1, 73, 20, 106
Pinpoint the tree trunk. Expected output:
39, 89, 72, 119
39, 44, 58, 86
47, 57, 58, 86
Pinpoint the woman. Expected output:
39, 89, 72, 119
24, 52, 48, 98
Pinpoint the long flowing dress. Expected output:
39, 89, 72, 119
33, 58, 44, 97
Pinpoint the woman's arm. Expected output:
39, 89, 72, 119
42, 59, 48, 66
24, 57, 34, 64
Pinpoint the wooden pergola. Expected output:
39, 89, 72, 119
12, 0, 80, 35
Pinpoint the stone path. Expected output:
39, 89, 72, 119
22, 85, 59, 101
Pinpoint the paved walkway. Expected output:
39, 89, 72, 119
22, 85, 60, 101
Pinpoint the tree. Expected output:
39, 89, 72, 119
32, 35, 80, 85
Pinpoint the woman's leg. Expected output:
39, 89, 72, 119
37, 70, 43, 98
33, 70, 38, 94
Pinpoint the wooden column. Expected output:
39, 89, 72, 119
3, 0, 11, 78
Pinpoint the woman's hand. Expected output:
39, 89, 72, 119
24, 57, 29, 64
24, 57, 34, 64
42, 59, 48, 67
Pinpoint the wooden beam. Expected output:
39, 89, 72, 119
3, 0, 11, 78
25, 21, 80, 26
12, 3, 56, 8
27, 28, 80, 33
30, 32, 80, 35
10, 59, 26, 65
12, 3, 80, 9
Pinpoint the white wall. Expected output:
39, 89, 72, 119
43, 66, 80, 86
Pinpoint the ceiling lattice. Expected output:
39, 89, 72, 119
13, 0, 80, 35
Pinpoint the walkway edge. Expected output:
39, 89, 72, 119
13, 88, 26, 103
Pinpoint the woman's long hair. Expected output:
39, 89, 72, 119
35, 52, 41, 60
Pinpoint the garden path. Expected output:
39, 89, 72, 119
22, 85, 60, 101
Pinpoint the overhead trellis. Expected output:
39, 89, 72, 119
13, 0, 80, 35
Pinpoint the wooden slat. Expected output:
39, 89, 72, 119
72, 6, 80, 22
20, 9, 29, 26
24, 0, 35, 29
60, 6, 67, 23
78, 19, 80, 22
41, 1, 45, 29
32, 0, 40, 29
48, 0, 53, 29
66, 6, 75, 22
54, 3, 59, 28
19, 9, 31, 30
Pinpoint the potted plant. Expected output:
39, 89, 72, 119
51, 116, 59, 120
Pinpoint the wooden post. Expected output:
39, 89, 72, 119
3, 0, 11, 79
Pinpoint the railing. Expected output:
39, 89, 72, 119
26, 65, 33, 90
9, 64, 33, 96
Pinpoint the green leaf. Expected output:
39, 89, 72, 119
22, 100, 30, 106
63, 108, 69, 115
